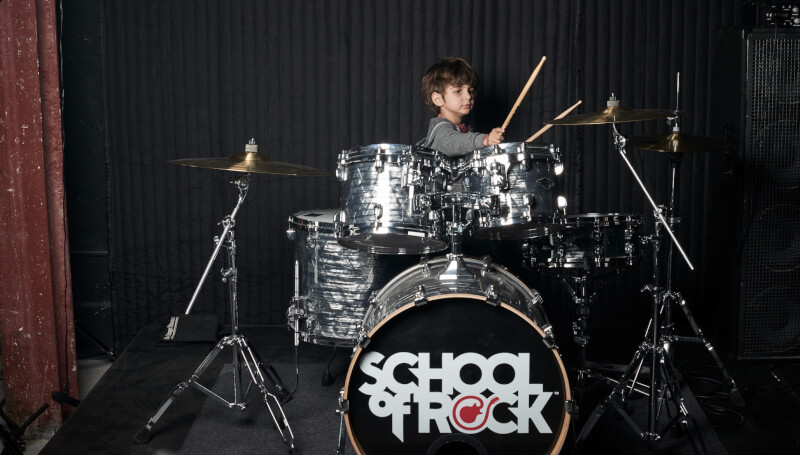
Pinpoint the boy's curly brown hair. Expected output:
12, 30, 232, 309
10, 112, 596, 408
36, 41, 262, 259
421, 57, 479, 114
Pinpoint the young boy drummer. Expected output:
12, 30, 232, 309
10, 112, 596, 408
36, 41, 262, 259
418, 57, 505, 157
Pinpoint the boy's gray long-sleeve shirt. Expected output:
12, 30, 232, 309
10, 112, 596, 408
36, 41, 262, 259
417, 117, 487, 157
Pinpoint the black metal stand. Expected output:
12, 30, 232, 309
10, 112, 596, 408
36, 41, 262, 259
577, 127, 741, 443
133, 175, 295, 450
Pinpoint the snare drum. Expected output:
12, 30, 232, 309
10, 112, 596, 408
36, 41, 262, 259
526, 213, 642, 270
343, 256, 571, 454
463, 142, 563, 240
286, 210, 416, 346
336, 144, 451, 254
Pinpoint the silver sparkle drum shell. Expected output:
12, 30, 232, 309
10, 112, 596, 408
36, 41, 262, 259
336, 144, 451, 255
526, 213, 642, 270
286, 209, 416, 346
463, 142, 563, 240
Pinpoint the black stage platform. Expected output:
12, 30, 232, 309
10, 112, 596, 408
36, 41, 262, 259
41, 323, 800, 454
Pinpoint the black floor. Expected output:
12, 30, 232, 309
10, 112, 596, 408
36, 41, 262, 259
40, 319, 800, 455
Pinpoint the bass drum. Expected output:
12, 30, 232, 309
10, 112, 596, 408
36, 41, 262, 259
343, 256, 571, 455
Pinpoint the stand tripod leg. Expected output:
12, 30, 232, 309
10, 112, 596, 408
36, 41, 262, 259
335, 389, 348, 454
654, 347, 689, 438
234, 336, 295, 448
577, 341, 650, 442
674, 295, 745, 406
133, 338, 229, 444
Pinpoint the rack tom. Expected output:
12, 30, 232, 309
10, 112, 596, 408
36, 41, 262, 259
336, 144, 450, 254
463, 142, 563, 240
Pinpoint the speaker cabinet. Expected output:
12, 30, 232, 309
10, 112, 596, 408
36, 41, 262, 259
734, 30, 800, 359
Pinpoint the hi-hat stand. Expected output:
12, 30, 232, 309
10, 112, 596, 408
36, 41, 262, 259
133, 174, 295, 450
577, 122, 741, 443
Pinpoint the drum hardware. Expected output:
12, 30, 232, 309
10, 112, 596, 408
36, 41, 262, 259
558, 273, 614, 419
556, 96, 741, 443
135, 141, 296, 449
335, 389, 349, 455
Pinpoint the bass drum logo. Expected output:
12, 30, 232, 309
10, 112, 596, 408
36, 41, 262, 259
452, 395, 499, 432
343, 297, 571, 455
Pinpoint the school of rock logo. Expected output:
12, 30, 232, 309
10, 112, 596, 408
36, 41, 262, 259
356, 351, 557, 442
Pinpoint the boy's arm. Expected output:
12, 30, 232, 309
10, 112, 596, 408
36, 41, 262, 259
428, 122, 487, 157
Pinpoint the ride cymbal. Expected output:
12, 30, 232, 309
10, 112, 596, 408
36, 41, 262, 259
628, 132, 730, 154
168, 140, 329, 176
548, 94, 678, 125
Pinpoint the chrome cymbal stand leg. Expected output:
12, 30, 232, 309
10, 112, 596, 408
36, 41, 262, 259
133, 174, 295, 450
579, 124, 742, 443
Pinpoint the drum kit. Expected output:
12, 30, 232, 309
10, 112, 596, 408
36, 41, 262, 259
134, 88, 740, 454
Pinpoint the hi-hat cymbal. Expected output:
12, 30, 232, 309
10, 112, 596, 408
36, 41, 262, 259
548, 94, 678, 125
168, 141, 329, 176
628, 132, 730, 154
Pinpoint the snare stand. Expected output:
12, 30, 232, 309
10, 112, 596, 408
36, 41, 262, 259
134, 174, 295, 450
577, 125, 740, 443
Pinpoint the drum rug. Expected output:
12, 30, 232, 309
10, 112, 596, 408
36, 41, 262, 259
178, 363, 728, 455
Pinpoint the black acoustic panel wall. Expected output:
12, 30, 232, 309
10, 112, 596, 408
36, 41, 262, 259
738, 30, 800, 359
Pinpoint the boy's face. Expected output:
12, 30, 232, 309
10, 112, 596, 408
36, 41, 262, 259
432, 84, 475, 124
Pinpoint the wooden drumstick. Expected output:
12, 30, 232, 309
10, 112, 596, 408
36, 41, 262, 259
525, 100, 583, 142
501, 56, 546, 131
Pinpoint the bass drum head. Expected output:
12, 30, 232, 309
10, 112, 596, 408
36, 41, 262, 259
344, 297, 570, 455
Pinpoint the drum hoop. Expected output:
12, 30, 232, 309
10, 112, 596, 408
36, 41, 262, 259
343, 295, 571, 455
288, 210, 337, 232
338, 223, 432, 235
342, 144, 443, 165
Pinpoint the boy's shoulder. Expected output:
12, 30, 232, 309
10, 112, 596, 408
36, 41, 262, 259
428, 116, 455, 128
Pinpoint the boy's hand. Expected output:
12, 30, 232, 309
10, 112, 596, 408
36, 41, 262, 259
484, 127, 505, 146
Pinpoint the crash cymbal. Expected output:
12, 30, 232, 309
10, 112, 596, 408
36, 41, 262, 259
628, 132, 730, 154
548, 95, 678, 125
168, 141, 329, 176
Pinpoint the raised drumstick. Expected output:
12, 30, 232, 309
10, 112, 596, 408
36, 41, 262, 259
525, 100, 583, 142
501, 56, 547, 130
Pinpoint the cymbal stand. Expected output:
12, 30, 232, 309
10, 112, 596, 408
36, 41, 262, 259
134, 174, 295, 450
659, 150, 742, 406
577, 125, 691, 443
578, 124, 741, 443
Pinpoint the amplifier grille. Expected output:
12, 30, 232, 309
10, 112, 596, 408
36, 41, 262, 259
739, 31, 800, 359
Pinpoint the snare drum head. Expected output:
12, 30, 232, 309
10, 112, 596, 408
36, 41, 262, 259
344, 297, 570, 455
